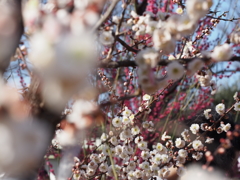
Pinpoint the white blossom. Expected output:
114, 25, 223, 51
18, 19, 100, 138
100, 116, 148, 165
136, 48, 160, 68
122, 107, 132, 117
234, 102, 240, 111
222, 123, 231, 132
230, 30, 240, 44
204, 109, 211, 119
192, 152, 203, 160
192, 140, 204, 151
112, 117, 122, 128
187, 58, 204, 76
131, 126, 140, 135
99, 162, 108, 172
158, 166, 170, 178
181, 129, 189, 141
140, 161, 150, 170
167, 61, 185, 80
138, 141, 148, 150
153, 29, 176, 54
143, 94, 151, 101
215, 103, 225, 115
186, 0, 213, 21
177, 167, 186, 176
178, 149, 188, 158
175, 138, 186, 148
122, 116, 131, 125
161, 131, 171, 141
190, 124, 200, 134
99, 31, 114, 46
211, 43, 233, 61
205, 137, 214, 144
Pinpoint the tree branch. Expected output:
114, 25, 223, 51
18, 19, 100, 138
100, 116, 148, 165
99, 56, 240, 68
92, 0, 119, 32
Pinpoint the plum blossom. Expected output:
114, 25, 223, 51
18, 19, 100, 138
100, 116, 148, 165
175, 138, 185, 148
234, 102, 240, 111
99, 31, 114, 46
215, 103, 225, 115
112, 117, 122, 128
204, 109, 211, 119
186, 0, 213, 21
190, 124, 200, 134
211, 43, 233, 61
192, 140, 204, 151
187, 58, 204, 76
167, 61, 185, 80
153, 29, 176, 54
230, 30, 240, 44
192, 152, 203, 161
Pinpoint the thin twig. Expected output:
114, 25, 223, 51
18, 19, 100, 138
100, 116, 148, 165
92, 0, 119, 32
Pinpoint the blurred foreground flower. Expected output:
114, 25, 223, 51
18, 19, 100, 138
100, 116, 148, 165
0, 120, 50, 179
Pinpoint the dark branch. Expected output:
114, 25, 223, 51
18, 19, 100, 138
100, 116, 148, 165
99, 56, 240, 68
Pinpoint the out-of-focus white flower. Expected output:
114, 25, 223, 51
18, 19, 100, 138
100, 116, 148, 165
166, 14, 197, 38
181, 129, 189, 141
145, 20, 158, 34
110, 136, 118, 146
181, 164, 223, 180
138, 141, 148, 150
29, 32, 55, 70
99, 31, 114, 46
230, 30, 240, 44
215, 103, 225, 115
122, 107, 132, 117
112, 16, 120, 24
234, 102, 240, 111
176, 155, 186, 165
177, 167, 186, 176
178, 149, 188, 158
192, 152, 203, 160
161, 131, 171, 141
190, 124, 200, 134
122, 116, 131, 125
0, 121, 50, 175
167, 61, 185, 80
74, 0, 89, 10
186, 0, 213, 21
211, 43, 233, 61
187, 58, 204, 76
67, 99, 97, 129
120, 129, 132, 141
158, 166, 170, 178
143, 94, 151, 101
101, 133, 108, 141
140, 161, 150, 170
23, 0, 40, 32
130, 11, 139, 18
204, 109, 211, 119
153, 29, 176, 54
57, 0, 71, 7
233, 92, 238, 101
222, 123, 231, 132
136, 48, 160, 68
99, 162, 108, 172
141, 151, 150, 160
175, 138, 186, 148
192, 140, 203, 151
30, 32, 96, 112
176, 7, 183, 14
196, 70, 212, 87
205, 137, 214, 144
112, 117, 122, 128
131, 126, 140, 135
